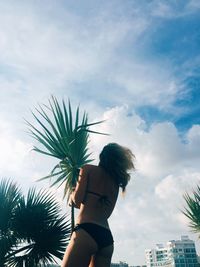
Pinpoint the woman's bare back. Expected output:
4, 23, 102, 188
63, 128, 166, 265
76, 164, 119, 227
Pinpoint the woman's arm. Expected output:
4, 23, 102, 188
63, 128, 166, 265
70, 165, 89, 208
68, 193, 80, 209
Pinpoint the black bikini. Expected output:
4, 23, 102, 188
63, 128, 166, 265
73, 223, 113, 250
73, 190, 114, 250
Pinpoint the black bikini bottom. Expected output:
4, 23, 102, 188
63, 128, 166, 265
73, 222, 114, 250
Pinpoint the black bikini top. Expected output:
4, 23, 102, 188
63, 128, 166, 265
86, 190, 111, 205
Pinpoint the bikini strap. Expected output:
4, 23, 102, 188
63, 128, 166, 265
86, 190, 111, 205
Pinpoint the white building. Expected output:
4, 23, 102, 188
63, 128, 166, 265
145, 236, 199, 267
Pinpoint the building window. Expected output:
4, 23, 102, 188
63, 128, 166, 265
184, 249, 190, 253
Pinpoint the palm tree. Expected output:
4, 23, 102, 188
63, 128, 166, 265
183, 185, 200, 234
0, 178, 70, 267
26, 96, 106, 231
0, 179, 20, 267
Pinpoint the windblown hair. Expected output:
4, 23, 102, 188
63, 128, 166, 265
99, 143, 135, 192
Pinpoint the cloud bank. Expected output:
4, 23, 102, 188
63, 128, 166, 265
0, 0, 200, 265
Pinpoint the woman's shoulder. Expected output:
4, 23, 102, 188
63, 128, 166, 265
83, 164, 101, 170
82, 164, 104, 175
82, 164, 98, 171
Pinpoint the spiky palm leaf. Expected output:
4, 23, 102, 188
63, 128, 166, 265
9, 188, 70, 266
0, 179, 70, 267
26, 96, 105, 197
0, 179, 21, 267
183, 185, 200, 234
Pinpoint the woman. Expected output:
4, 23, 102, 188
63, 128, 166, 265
61, 143, 135, 267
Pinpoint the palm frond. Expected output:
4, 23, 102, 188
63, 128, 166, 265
26, 96, 106, 196
183, 187, 200, 233
9, 187, 70, 266
0, 179, 70, 267
0, 179, 22, 237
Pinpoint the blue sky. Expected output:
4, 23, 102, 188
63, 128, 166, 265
0, 0, 200, 265
135, 8, 200, 132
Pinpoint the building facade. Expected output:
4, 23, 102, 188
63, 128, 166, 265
145, 236, 199, 267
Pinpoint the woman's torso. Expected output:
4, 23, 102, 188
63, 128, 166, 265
76, 164, 119, 229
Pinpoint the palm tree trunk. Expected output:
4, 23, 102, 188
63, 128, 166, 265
71, 204, 75, 234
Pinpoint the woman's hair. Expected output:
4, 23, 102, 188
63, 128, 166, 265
99, 143, 135, 192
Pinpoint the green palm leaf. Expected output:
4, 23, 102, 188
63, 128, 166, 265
0, 179, 22, 233
183, 185, 200, 233
26, 96, 107, 196
7, 186, 70, 266
0, 179, 22, 267
0, 179, 70, 267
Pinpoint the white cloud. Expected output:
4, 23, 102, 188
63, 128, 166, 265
155, 172, 200, 202
187, 0, 200, 10
151, 1, 177, 18
0, 2, 144, 84
110, 60, 179, 108
150, 0, 200, 18
0, 115, 58, 190
0, 117, 31, 176
187, 125, 200, 152
91, 107, 200, 179
0, 0, 180, 113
